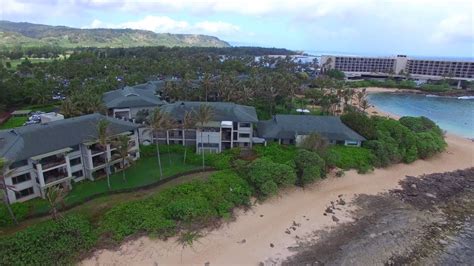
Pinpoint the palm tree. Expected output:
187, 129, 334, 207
45, 185, 65, 220
0, 158, 18, 224
97, 119, 112, 190
195, 104, 214, 170
60, 99, 79, 118
147, 108, 168, 178
113, 134, 133, 182
360, 99, 370, 113
161, 116, 177, 166
182, 111, 196, 164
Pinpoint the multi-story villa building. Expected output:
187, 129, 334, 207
103, 82, 166, 120
321, 55, 474, 81
0, 114, 140, 203
140, 101, 259, 153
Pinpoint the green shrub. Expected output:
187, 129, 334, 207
327, 145, 375, 172
99, 170, 251, 240
253, 142, 297, 166
295, 150, 326, 186
341, 111, 378, 140
260, 180, 278, 197
247, 158, 296, 198
0, 215, 97, 265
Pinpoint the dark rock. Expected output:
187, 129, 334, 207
270, 243, 274, 248
332, 216, 340, 222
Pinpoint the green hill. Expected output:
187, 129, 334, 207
0, 20, 231, 49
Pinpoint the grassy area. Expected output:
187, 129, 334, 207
5, 58, 57, 70
0, 116, 27, 129
8, 154, 201, 220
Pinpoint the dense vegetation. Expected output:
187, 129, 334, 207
0, 215, 97, 265
341, 111, 446, 168
0, 46, 303, 119
0, 20, 230, 50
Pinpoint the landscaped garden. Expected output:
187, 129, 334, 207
0, 113, 448, 265
0, 151, 203, 227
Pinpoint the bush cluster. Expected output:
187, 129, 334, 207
326, 146, 374, 173
244, 157, 296, 198
295, 150, 326, 186
0, 215, 97, 265
99, 171, 251, 240
341, 111, 446, 167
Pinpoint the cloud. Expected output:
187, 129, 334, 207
83, 16, 240, 36
431, 14, 473, 43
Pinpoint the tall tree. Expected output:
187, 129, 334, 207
147, 108, 168, 178
113, 134, 133, 182
182, 111, 196, 164
0, 158, 18, 224
195, 104, 214, 170
97, 119, 112, 190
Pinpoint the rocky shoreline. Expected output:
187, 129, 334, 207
283, 168, 474, 265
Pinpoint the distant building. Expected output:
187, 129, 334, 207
257, 115, 366, 146
320, 55, 474, 81
103, 83, 166, 120
140, 101, 258, 153
0, 114, 140, 203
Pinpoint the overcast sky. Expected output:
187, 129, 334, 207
1, 0, 473, 57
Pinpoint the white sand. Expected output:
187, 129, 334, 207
82, 133, 474, 266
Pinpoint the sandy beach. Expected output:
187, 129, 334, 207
82, 132, 474, 265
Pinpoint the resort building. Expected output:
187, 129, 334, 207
140, 101, 258, 153
257, 115, 366, 146
0, 114, 140, 203
103, 83, 166, 120
320, 55, 474, 81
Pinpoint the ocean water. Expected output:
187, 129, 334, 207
367, 93, 474, 138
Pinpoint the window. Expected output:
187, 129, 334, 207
10, 160, 28, 169
72, 170, 84, 178
70, 157, 82, 166
239, 133, 250, 138
12, 173, 31, 185
239, 122, 251, 128
15, 187, 34, 200
345, 140, 360, 146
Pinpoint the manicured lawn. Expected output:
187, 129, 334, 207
17, 154, 201, 217
0, 117, 27, 129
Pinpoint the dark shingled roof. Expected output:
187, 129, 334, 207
0, 113, 139, 162
160, 101, 258, 122
102, 84, 166, 109
257, 115, 366, 141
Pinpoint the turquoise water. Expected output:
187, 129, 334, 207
368, 93, 474, 138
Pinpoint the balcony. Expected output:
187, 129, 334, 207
92, 155, 107, 168
43, 167, 69, 185
90, 144, 106, 155
39, 155, 66, 170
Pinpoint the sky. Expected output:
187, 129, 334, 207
1, 0, 473, 57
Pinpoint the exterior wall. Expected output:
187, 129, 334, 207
141, 121, 254, 154
321, 54, 474, 81
5, 130, 140, 203
406, 59, 473, 80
